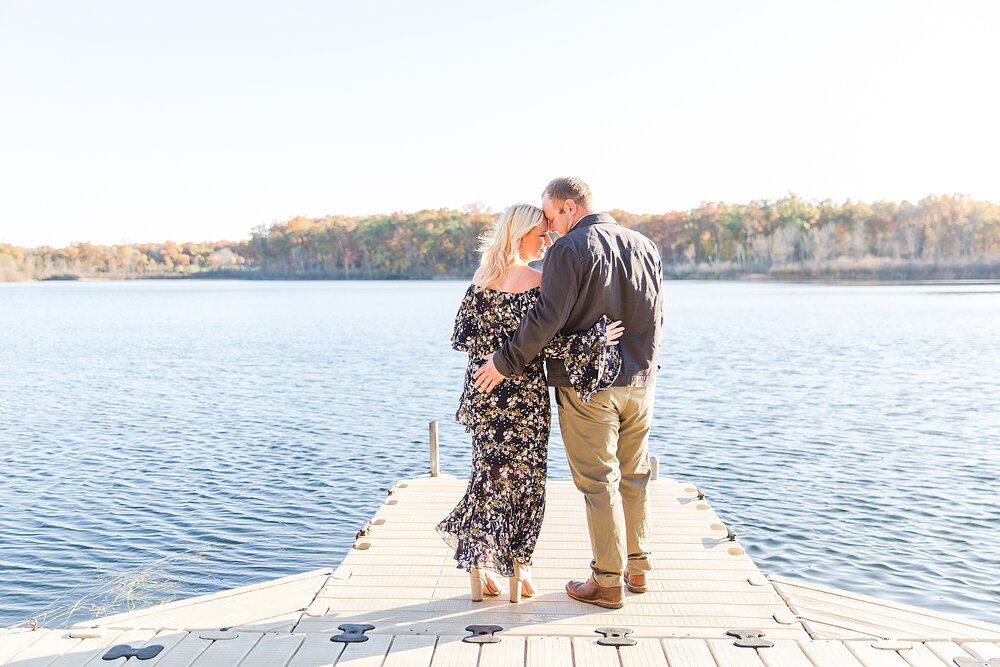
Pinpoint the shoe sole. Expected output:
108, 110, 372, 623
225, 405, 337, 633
566, 588, 625, 609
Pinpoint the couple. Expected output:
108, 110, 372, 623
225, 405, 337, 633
437, 177, 664, 609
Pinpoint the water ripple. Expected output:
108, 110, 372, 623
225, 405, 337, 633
0, 280, 997, 627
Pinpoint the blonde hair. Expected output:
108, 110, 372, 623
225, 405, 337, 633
476, 204, 544, 290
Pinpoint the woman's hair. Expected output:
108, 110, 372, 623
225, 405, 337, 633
476, 204, 544, 290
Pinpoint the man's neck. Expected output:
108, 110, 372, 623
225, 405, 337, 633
568, 210, 593, 232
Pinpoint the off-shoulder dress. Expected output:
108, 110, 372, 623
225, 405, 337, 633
436, 284, 621, 577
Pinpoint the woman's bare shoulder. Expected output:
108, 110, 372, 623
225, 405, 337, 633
471, 266, 486, 287
510, 266, 542, 291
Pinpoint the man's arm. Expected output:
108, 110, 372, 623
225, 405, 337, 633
496, 244, 582, 375
473, 244, 582, 392
656, 252, 665, 329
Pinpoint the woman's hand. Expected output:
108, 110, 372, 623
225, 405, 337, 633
606, 320, 624, 346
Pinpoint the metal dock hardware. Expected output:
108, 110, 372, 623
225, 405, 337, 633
102, 644, 164, 660
429, 420, 440, 477
595, 627, 636, 647
712, 522, 738, 542
331, 623, 375, 643
463, 624, 503, 644
955, 659, 1000, 667
726, 628, 774, 648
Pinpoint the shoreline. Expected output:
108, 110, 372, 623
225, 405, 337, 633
3, 274, 1000, 286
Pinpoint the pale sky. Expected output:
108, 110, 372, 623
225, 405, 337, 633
1, 0, 998, 247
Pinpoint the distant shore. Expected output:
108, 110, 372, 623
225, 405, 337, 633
4, 267, 999, 286
4, 195, 999, 284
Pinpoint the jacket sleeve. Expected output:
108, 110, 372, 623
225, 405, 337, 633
657, 252, 666, 329
542, 317, 622, 402
494, 243, 582, 376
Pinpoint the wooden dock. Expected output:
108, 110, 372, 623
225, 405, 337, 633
3, 475, 999, 666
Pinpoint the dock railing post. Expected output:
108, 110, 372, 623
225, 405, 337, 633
429, 421, 440, 477
650, 455, 659, 481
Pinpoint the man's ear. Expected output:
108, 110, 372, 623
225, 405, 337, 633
564, 199, 577, 216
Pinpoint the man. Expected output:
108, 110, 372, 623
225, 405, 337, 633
474, 177, 664, 609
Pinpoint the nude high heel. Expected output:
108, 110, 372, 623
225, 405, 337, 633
509, 567, 522, 603
518, 564, 536, 598
470, 567, 484, 602
471, 567, 501, 601
509, 563, 535, 602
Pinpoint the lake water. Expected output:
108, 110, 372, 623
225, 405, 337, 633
0, 280, 998, 628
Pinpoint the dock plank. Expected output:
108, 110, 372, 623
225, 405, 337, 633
924, 641, 982, 664
45, 630, 127, 667
149, 633, 212, 667
797, 618, 883, 641
284, 633, 343, 667
526, 636, 573, 667
570, 637, 619, 667
0, 629, 51, 664
708, 638, 767, 667
755, 640, 816, 667
382, 635, 435, 667
619, 637, 670, 667
427, 636, 478, 667
960, 641, 1000, 659
236, 632, 306, 667
662, 639, 719, 667
189, 632, 262, 666
2, 630, 83, 667
477, 636, 525, 667
771, 576, 1000, 640
234, 611, 305, 633
333, 634, 390, 667
844, 640, 913, 667
74, 570, 329, 633
790, 604, 964, 640
895, 642, 954, 666
797, 639, 866, 667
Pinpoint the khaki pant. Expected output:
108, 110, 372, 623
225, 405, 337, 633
556, 385, 654, 588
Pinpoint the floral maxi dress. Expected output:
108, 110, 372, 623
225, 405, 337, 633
436, 285, 621, 577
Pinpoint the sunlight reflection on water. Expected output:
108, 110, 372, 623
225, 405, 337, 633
0, 279, 997, 626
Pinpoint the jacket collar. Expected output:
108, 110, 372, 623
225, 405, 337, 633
567, 212, 618, 235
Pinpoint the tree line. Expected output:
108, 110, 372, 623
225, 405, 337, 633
2, 195, 998, 281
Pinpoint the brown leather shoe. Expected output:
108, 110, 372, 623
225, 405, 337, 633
624, 571, 647, 593
565, 576, 625, 609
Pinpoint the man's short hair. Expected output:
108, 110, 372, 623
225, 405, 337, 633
543, 177, 593, 210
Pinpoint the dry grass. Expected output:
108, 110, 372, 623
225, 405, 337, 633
6, 550, 208, 631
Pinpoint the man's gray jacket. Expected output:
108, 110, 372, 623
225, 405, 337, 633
494, 212, 664, 386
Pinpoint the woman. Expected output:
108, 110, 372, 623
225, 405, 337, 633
437, 204, 623, 602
